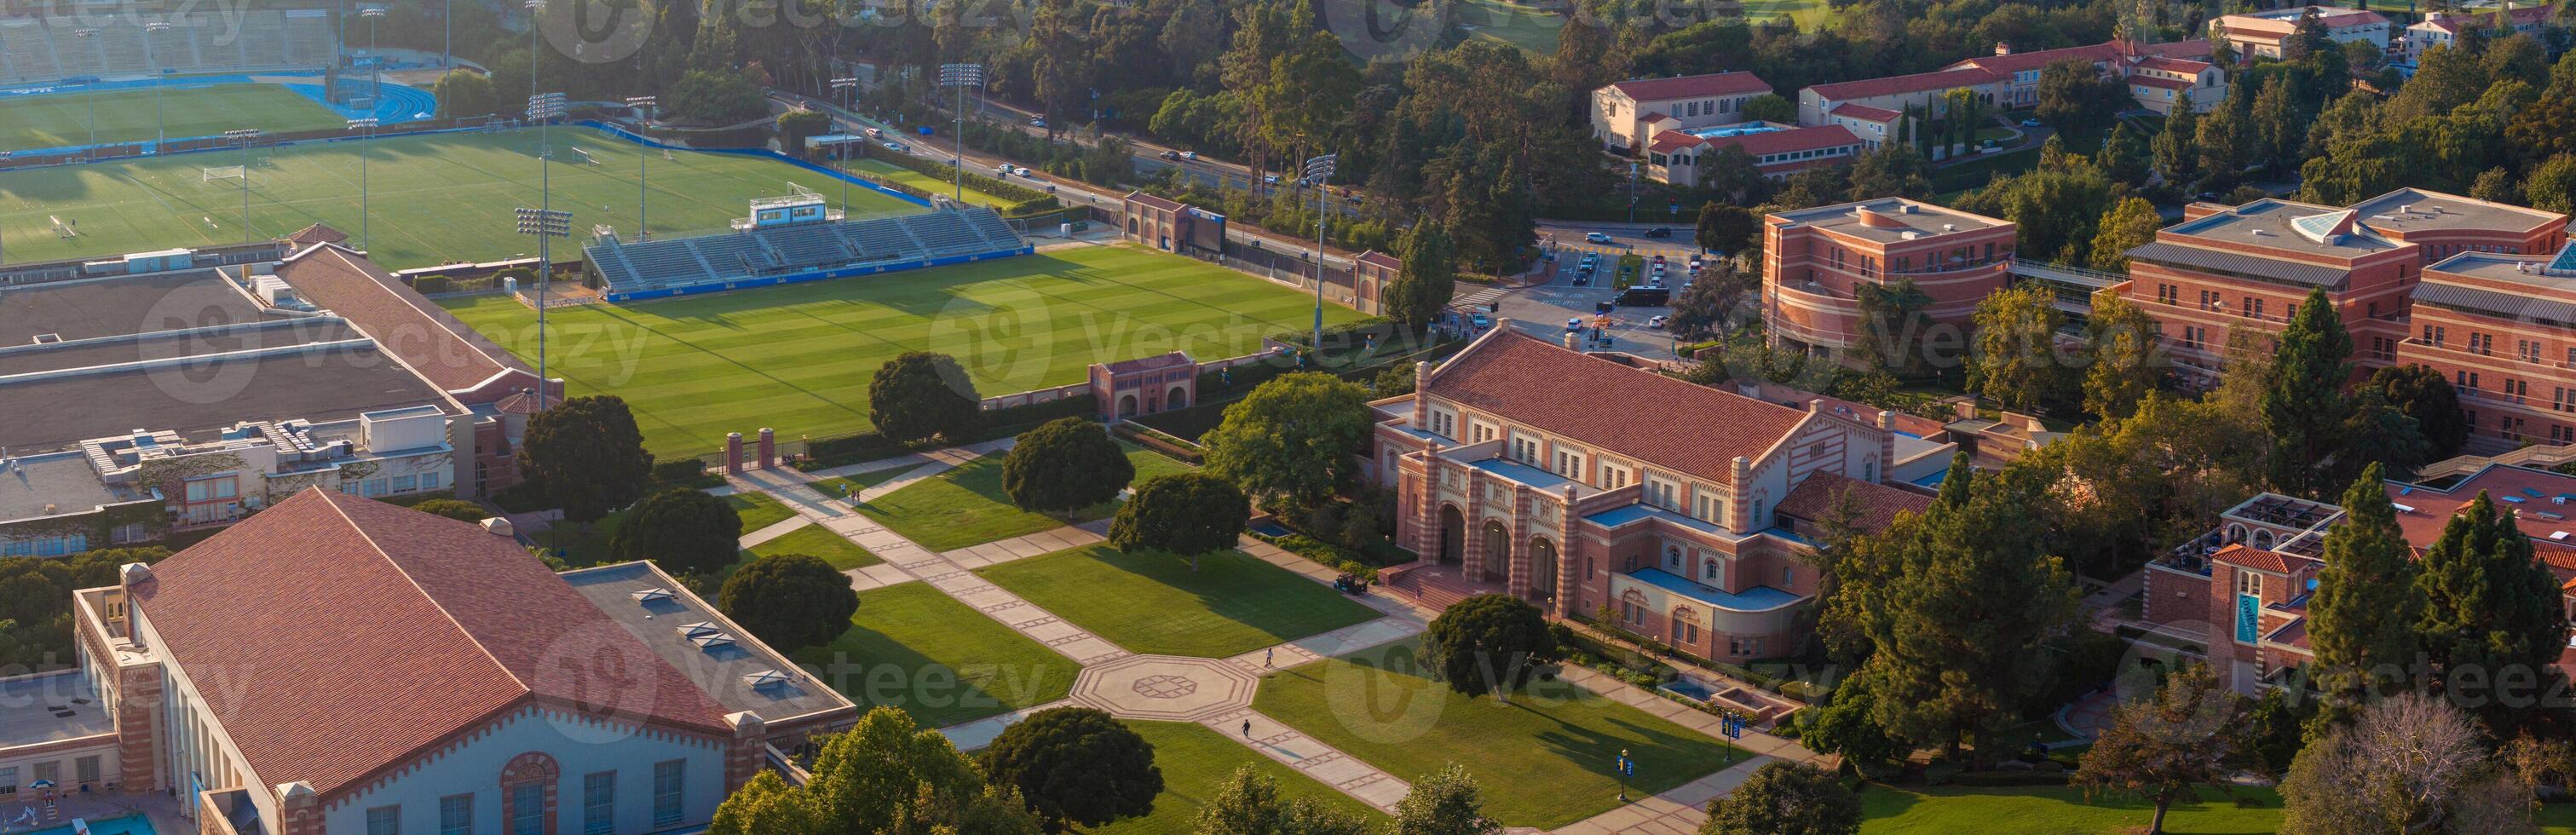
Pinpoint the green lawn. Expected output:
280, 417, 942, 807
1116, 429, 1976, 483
854, 442, 1194, 553
1091, 721, 1387, 834
1457, 0, 1566, 52
791, 583, 1081, 729
0, 126, 918, 269
439, 244, 1362, 459
851, 158, 1017, 208
1252, 641, 1738, 830
811, 464, 920, 501
977, 545, 1380, 659
744, 523, 881, 570
0, 82, 344, 153
1860, 786, 2576, 833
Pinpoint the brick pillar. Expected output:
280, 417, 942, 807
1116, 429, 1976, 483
1876, 411, 1897, 482
113, 663, 160, 792
1507, 482, 1532, 599
757, 429, 776, 470
1556, 484, 1579, 619
1410, 362, 1433, 430
1461, 472, 1487, 584
277, 782, 322, 835
726, 712, 768, 792
1413, 443, 1442, 558
724, 433, 744, 475
1728, 456, 1754, 533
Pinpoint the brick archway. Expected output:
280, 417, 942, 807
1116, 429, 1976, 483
501, 752, 560, 835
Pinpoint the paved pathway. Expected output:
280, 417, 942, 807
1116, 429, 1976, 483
1199, 708, 1415, 813
939, 526, 1104, 568
738, 515, 810, 549
1550, 756, 1773, 835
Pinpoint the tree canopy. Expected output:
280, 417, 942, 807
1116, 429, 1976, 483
1002, 418, 1134, 512
712, 706, 1042, 835
1108, 472, 1250, 565
720, 554, 861, 652
609, 488, 742, 578
1699, 761, 1861, 835
979, 707, 1163, 832
870, 352, 982, 444
1422, 594, 1556, 700
519, 395, 654, 526
1201, 372, 1374, 504
2072, 662, 2245, 834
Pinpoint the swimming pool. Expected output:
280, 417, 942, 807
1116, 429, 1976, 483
19, 814, 155, 835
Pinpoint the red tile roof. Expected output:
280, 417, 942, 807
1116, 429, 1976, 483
1806, 66, 2003, 102
1423, 330, 1807, 484
1950, 39, 2212, 75
1830, 103, 1902, 123
285, 223, 349, 247
1357, 250, 1401, 270
271, 245, 534, 403
2211, 542, 2295, 573
1777, 471, 1933, 533
130, 490, 736, 801
1608, 72, 1773, 103
2130, 75, 2195, 90
2130, 55, 2211, 73
2385, 466, 2576, 552
1125, 191, 1183, 211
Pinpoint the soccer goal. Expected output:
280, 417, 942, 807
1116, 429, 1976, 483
570, 147, 599, 165
203, 165, 246, 182
48, 216, 77, 239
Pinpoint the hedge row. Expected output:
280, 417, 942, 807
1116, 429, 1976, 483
1110, 421, 1203, 464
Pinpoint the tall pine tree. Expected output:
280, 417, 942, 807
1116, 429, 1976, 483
2414, 493, 2573, 738
2304, 464, 2422, 720
1386, 221, 1456, 329
2263, 286, 2354, 497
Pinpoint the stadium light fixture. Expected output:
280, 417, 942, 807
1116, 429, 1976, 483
1303, 153, 1338, 354
937, 63, 983, 204
829, 78, 857, 216
360, 7, 386, 116
145, 23, 171, 152
626, 96, 656, 239
223, 130, 262, 241
348, 118, 378, 251
516, 205, 573, 408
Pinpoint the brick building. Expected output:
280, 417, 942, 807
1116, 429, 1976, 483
1372, 329, 1933, 665
1643, 123, 1863, 186
2214, 7, 2391, 61
2116, 189, 2567, 390
2400, 245, 2576, 446
71, 490, 854, 834
1793, 37, 2219, 128
1589, 72, 1774, 154
1761, 198, 2018, 363
2143, 464, 2576, 692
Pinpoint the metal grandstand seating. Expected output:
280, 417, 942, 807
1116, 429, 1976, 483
902, 212, 983, 257
146, 21, 193, 72
54, 26, 98, 76
237, 13, 285, 68
95, 26, 147, 76
846, 218, 919, 256
0, 22, 60, 83
282, 11, 331, 65
585, 207, 1028, 299
765, 225, 855, 268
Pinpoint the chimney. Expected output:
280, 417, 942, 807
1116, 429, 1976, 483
1565, 330, 1580, 351
1994, 40, 2013, 55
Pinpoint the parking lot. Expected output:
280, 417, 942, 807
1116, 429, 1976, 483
1473, 235, 1709, 361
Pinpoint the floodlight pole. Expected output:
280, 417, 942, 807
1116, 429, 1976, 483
626, 95, 656, 239
147, 23, 171, 152
361, 7, 384, 115
72, 30, 97, 148
939, 63, 983, 205
226, 130, 261, 242
347, 118, 376, 251
1305, 153, 1336, 354
525, 89, 568, 406
830, 78, 856, 217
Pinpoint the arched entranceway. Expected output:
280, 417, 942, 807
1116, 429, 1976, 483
1167, 386, 1189, 409
1528, 537, 1559, 602
1479, 520, 1511, 581
1118, 394, 1138, 418
1438, 505, 1464, 565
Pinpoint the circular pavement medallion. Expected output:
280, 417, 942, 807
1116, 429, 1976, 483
1132, 674, 1200, 700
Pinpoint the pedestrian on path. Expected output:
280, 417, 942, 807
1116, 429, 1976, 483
1242, 719, 1252, 738
1265, 648, 1273, 667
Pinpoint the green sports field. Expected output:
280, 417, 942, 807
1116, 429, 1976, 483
0, 127, 919, 269
437, 243, 1366, 458
0, 82, 345, 153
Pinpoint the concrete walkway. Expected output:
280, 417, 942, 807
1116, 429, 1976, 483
1200, 708, 1414, 813
938, 525, 1104, 568
738, 515, 810, 549
1550, 756, 1774, 835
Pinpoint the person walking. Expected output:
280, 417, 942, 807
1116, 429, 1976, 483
1242, 719, 1253, 738
1265, 648, 1274, 667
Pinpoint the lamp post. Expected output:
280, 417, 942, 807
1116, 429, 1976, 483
937, 63, 983, 204
360, 6, 384, 115
346, 117, 376, 251
225, 129, 260, 241
829, 78, 856, 217
525, 90, 568, 402
146, 23, 170, 152
1303, 153, 1336, 354
625, 95, 656, 239
72, 30, 97, 147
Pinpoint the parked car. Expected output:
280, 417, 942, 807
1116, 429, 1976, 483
1472, 313, 1491, 328
1264, 174, 1282, 186
1029, 116, 1046, 127
881, 141, 907, 152
1566, 317, 1583, 332
995, 163, 1013, 175
864, 127, 882, 137
1645, 227, 1673, 239
1158, 149, 1180, 160
1596, 301, 1616, 314
1012, 166, 1032, 176
1584, 232, 1614, 244
1180, 151, 1197, 161
1648, 314, 1669, 329
1572, 273, 1590, 285
2020, 118, 2042, 127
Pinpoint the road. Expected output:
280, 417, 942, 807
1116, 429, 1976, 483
1483, 242, 1701, 361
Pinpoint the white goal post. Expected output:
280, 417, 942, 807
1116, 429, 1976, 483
203, 165, 246, 182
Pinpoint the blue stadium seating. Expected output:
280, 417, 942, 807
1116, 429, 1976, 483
583, 207, 1030, 299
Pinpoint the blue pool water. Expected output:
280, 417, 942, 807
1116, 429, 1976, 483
1249, 521, 1294, 538
1659, 678, 1715, 702
20, 814, 156, 835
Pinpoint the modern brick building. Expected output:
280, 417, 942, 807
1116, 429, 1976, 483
2212, 6, 2393, 61
1643, 123, 1863, 186
69, 489, 854, 834
1589, 72, 1774, 154
2142, 464, 2576, 692
1761, 198, 2018, 363
2399, 245, 2576, 446
1793, 37, 2220, 128
1371, 330, 1938, 667
2116, 189, 2567, 390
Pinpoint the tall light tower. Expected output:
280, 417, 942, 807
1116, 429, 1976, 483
937, 63, 983, 204
625, 95, 655, 239
72, 29, 98, 147
829, 77, 856, 216
1303, 153, 1337, 353
360, 6, 385, 112
346, 117, 377, 250
146, 22, 170, 152
523, 0, 545, 108
225, 129, 261, 241
523, 89, 568, 404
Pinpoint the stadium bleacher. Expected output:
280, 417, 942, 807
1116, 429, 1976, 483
583, 206, 1033, 302
0, 9, 326, 85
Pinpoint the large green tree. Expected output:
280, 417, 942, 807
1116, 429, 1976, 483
2072, 662, 2246, 835
870, 352, 981, 444
519, 394, 654, 527
1002, 418, 1134, 512
1192, 765, 1374, 835
1698, 761, 1861, 835
1967, 285, 2072, 412
2262, 286, 2354, 498
2089, 196, 2161, 273
1392, 764, 1501, 835
720, 554, 862, 652
1695, 202, 1759, 254
2034, 58, 2125, 134
2304, 464, 2422, 720
1385, 221, 1457, 328
2081, 294, 2164, 421
2365, 364, 2470, 459
1422, 594, 1556, 700
609, 488, 742, 577
980, 707, 1164, 832
2415, 492, 2573, 738
1201, 372, 1373, 504
2280, 694, 2535, 834
1108, 473, 1249, 567
712, 706, 1043, 835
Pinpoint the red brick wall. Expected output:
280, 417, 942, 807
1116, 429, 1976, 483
114, 664, 160, 792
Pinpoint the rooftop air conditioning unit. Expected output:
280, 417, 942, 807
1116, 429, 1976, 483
1942, 223, 1956, 232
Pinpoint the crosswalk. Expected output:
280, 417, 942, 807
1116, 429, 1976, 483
1452, 285, 1508, 308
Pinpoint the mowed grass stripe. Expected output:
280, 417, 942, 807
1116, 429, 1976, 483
438, 244, 1364, 458
0, 83, 347, 151
0, 128, 918, 268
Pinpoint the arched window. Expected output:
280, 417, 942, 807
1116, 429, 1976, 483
1665, 546, 1683, 570
2251, 529, 2274, 550
500, 752, 560, 835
